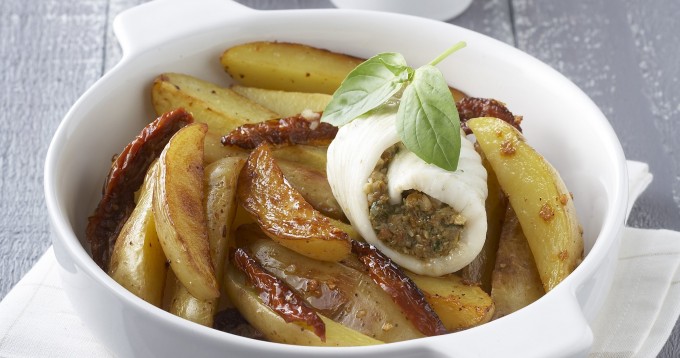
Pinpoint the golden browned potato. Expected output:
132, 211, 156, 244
221, 42, 364, 94
329, 219, 361, 241
205, 157, 247, 271
235, 226, 423, 342
108, 161, 167, 307
205, 142, 339, 221
222, 42, 467, 99
153, 122, 219, 300
467, 117, 583, 292
406, 272, 494, 332
206, 137, 329, 173
166, 157, 246, 325
203, 132, 249, 164
231, 85, 332, 116
151, 74, 333, 169
231, 169, 345, 243
151, 73, 279, 136
271, 145, 327, 172
277, 160, 344, 221
238, 144, 351, 262
165, 275, 212, 325
491, 206, 545, 319
223, 263, 383, 346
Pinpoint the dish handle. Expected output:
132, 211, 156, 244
113, 0, 253, 57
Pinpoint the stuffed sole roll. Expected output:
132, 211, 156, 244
327, 108, 487, 276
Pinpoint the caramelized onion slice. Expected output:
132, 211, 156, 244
86, 108, 193, 269
457, 97, 522, 135
351, 241, 448, 337
221, 112, 337, 149
233, 248, 326, 341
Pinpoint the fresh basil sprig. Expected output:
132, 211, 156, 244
321, 42, 466, 172
321, 53, 413, 127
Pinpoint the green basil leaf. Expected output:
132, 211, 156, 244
321, 53, 412, 126
396, 65, 461, 171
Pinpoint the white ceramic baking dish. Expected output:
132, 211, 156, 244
44, 0, 628, 356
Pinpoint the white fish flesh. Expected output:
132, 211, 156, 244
326, 108, 488, 276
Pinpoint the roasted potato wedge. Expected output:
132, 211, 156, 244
277, 160, 344, 220
109, 161, 166, 307
205, 157, 247, 272
236, 226, 422, 342
238, 143, 351, 262
213, 144, 339, 222
224, 263, 382, 346
208, 137, 329, 173
203, 132, 248, 164
231, 85, 332, 116
166, 157, 245, 325
153, 123, 219, 300
491, 205, 545, 319
222, 42, 469, 99
153, 73, 333, 168
271, 145, 327, 173
164, 268, 236, 324
165, 274, 213, 325
407, 272, 495, 332
329, 219, 362, 242
152, 73, 279, 136
468, 117, 583, 292
221, 42, 364, 94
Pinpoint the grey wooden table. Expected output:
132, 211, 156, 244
1, 0, 678, 356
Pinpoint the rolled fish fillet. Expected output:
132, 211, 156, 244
327, 108, 487, 276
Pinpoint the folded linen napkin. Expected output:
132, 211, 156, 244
0, 161, 678, 357
589, 161, 680, 358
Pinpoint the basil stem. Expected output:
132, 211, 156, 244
428, 41, 466, 67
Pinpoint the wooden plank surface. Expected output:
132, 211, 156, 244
0, 0, 108, 298
513, 0, 680, 231
0, 0, 678, 356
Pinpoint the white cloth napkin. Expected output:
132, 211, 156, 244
0, 161, 678, 357
0, 247, 115, 357
589, 161, 680, 358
